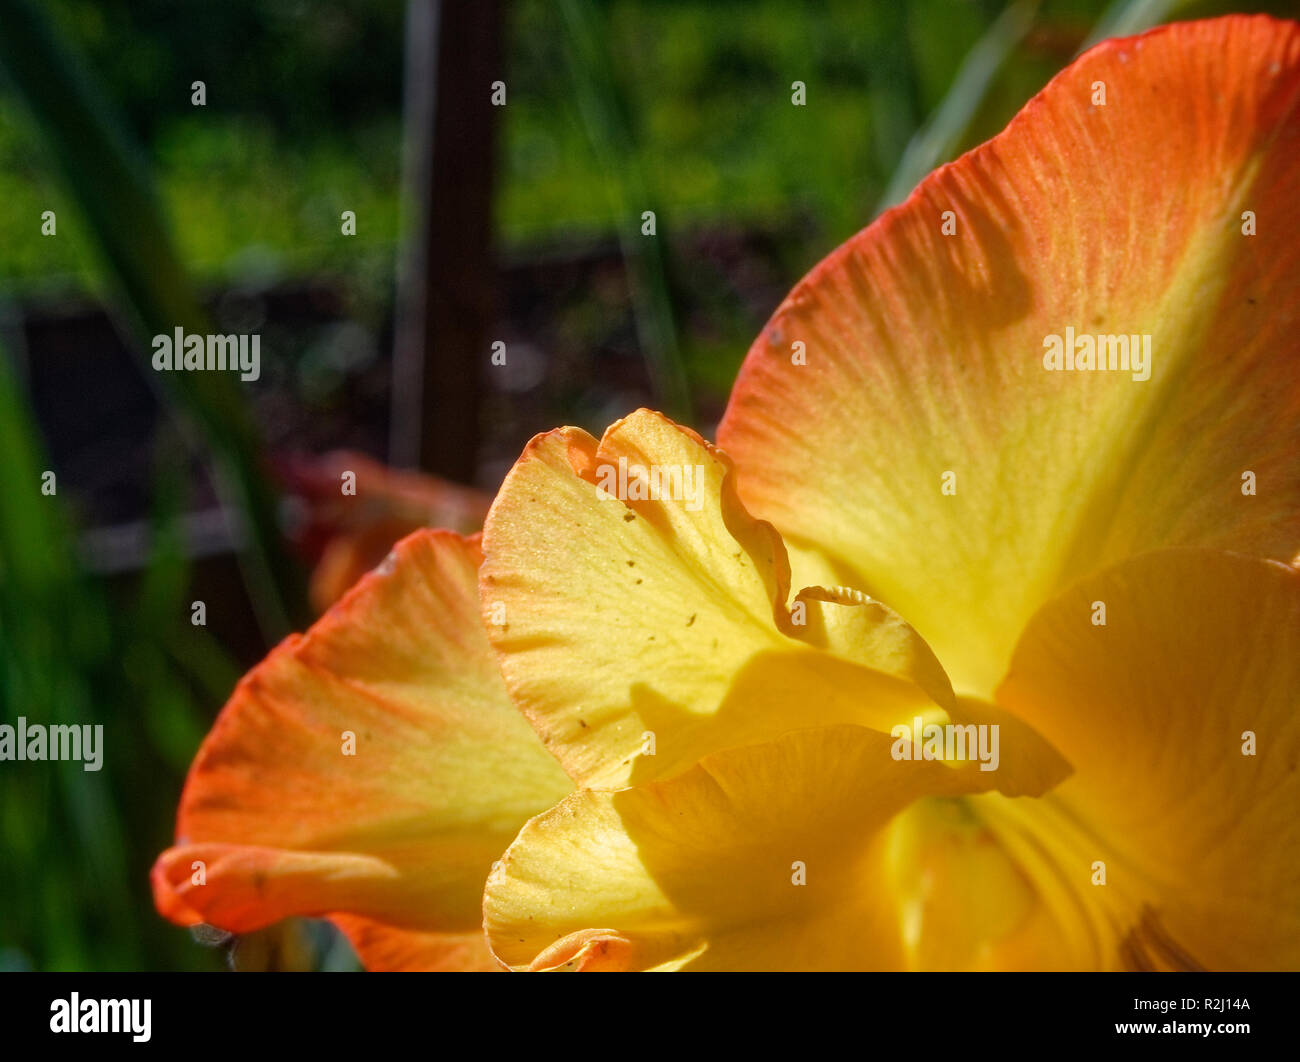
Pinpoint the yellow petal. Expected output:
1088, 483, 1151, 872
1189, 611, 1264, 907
484, 725, 1020, 971
719, 16, 1300, 696
884, 796, 1080, 970
151, 530, 571, 969
996, 549, 1300, 970
480, 409, 962, 788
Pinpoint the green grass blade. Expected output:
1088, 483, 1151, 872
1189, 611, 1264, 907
876, 0, 1039, 214
1082, 0, 1192, 50
557, 0, 693, 424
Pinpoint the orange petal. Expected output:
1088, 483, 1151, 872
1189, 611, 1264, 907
719, 15, 1300, 696
283, 450, 492, 610
330, 914, 498, 972
151, 530, 571, 965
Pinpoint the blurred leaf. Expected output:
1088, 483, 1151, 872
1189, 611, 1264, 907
0, 339, 229, 970
0, 342, 132, 968
0, 0, 308, 637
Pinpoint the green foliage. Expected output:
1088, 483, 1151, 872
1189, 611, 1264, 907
0, 347, 226, 970
0, 0, 309, 639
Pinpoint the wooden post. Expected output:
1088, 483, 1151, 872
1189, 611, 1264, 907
390, 0, 502, 482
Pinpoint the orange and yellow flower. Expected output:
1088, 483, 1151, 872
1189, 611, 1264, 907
152, 15, 1300, 971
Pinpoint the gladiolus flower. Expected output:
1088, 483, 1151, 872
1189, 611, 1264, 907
152, 16, 1300, 970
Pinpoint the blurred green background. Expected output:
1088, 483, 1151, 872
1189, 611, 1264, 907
0, 0, 1285, 971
